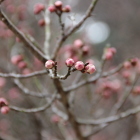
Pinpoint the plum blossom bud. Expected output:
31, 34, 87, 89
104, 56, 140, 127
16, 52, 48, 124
130, 58, 138, 66
104, 47, 116, 60
62, 5, 71, 12
104, 50, 113, 60
75, 61, 84, 70
1, 106, 10, 114
34, 3, 45, 14
122, 70, 131, 79
133, 86, 140, 95
11, 55, 23, 65
38, 19, 45, 26
124, 61, 131, 69
0, 98, 8, 107
73, 39, 83, 49
51, 115, 60, 123
45, 60, 55, 69
18, 61, 27, 69
48, 5, 56, 12
54, 1, 63, 8
109, 47, 116, 54
82, 45, 90, 55
85, 64, 96, 74
65, 58, 75, 67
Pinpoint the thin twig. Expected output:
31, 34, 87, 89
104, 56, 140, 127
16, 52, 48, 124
0, 69, 48, 79
9, 93, 57, 113
60, 67, 71, 80
65, 63, 123, 92
0, 8, 47, 63
14, 79, 51, 98
111, 73, 140, 115
51, 0, 99, 60
77, 104, 140, 125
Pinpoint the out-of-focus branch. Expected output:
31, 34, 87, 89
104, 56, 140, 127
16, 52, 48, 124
111, 73, 139, 115
84, 72, 139, 138
0, 69, 48, 79
14, 79, 52, 98
9, 93, 57, 113
52, 0, 99, 60
77, 104, 140, 125
44, 3, 52, 59
65, 63, 123, 92
0, 132, 18, 140
0, 7, 47, 63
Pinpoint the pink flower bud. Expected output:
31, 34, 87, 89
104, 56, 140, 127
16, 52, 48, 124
11, 55, 23, 65
75, 61, 84, 70
45, 60, 55, 69
130, 58, 138, 66
51, 115, 60, 123
48, 5, 56, 12
82, 45, 90, 55
38, 19, 45, 26
54, 1, 63, 8
109, 47, 116, 54
17, 61, 27, 69
133, 86, 140, 95
0, 98, 8, 107
73, 39, 83, 49
62, 5, 71, 12
104, 51, 113, 60
85, 64, 96, 74
123, 61, 131, 69
122, 70, 131, 79
1, 106, 10, 114
65, 58, 75, 67
34, 3, 45, 14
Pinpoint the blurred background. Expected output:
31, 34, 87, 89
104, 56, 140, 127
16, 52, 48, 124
0, 0, 140, 140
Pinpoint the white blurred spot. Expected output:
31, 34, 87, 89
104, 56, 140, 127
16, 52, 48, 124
86, 21, 110, 44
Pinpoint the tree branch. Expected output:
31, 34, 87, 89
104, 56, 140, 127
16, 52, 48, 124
51, 0, 99, 60
0, 70, 48, 79
77, 105, 140, 125
0, 9, 47, 63
65, 63, 123, 92
14, 79, 52, 98
9, 93, 57, 113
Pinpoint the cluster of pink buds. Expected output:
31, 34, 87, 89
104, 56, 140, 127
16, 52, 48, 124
48, 1, 71, 13
0, 98, 10, 114
45, 59, 96, 74
33, 3, 45, 14
62, 39, 90, 62
103, 47, 117, 60
133, 86, 140, 95
65, 58, 96, 74
11, 55, 31, 75
96, 79, 121, 99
